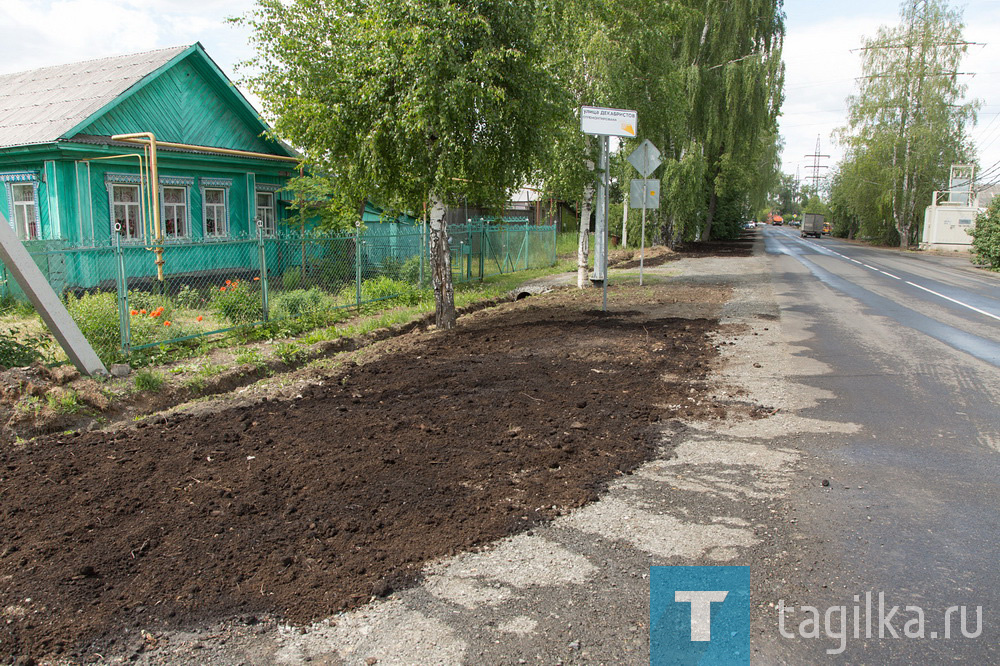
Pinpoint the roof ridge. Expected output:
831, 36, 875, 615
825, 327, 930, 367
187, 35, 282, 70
0, 44, 192, 81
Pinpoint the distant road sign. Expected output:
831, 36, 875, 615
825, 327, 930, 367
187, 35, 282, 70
630, 179, 660, 209
581, 106, 638, 137
627, 140, 662, 178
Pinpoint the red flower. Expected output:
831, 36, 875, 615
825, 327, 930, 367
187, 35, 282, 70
164, 321, 171, 327
130, 309, 138, 316
196, 315, 203, 322
220, 286, 227, 292
225, 280, 232, 286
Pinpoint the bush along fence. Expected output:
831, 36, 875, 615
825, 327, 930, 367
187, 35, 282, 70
1, 222, 557, 364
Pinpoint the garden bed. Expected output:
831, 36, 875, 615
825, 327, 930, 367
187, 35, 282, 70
0, 282, 732, 662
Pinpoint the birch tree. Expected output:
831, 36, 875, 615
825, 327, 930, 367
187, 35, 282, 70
834, 0, 977, 247
238, 0, 557, 328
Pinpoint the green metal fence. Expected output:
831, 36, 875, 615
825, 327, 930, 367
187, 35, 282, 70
1, 223, 557, 363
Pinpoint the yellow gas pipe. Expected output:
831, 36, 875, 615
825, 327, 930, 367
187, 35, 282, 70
111, 133, 301, 282
111, 133, 164, 281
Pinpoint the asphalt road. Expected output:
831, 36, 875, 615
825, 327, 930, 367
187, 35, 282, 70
758, 226, 1000, 662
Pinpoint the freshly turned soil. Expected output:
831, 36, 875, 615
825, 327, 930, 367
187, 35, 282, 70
0, 284, 725, 661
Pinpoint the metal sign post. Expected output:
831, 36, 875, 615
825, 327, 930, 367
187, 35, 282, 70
627, 140, 662, 286
581, 106, 638, 311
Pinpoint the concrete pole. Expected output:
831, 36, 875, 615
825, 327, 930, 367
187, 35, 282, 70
0, 212, 107, 376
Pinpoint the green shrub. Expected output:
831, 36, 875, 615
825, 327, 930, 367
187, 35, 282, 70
399, 256, 422, 284
0, 326, 52, 368
270, 287, 334, 320
174, 284, 209, 310
282, 267, 303, 291
971, 200, 1000, 271
212, 281, 261, 325
379, 256, 403, 280
359, 275, 423, 306
65, 291, 126, 363
66, 291, 185, 364
273, 341, 307, 365
134, 369, 165, 392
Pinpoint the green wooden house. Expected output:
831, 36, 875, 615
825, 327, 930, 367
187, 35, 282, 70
0, 43, 301, 292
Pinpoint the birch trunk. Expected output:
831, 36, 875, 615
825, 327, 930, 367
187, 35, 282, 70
428, 193, 456, 329
577, 182, 594, 289
621, 198, 629, 248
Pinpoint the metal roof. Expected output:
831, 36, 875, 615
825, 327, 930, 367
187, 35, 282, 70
0, 45, 189, 149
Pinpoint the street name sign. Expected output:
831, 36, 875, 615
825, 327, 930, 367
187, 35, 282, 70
581, 106, 638, 138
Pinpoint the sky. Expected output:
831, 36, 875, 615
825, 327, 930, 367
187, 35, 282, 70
2, 0, 999, 185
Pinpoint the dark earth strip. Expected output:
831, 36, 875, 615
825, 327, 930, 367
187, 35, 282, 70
1, 284, 728, 662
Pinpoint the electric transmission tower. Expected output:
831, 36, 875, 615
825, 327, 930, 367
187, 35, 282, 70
804, 135, 829, 194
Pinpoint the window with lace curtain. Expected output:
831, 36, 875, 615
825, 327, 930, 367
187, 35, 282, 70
112, 184, 142, 241
10, 183, 38, 240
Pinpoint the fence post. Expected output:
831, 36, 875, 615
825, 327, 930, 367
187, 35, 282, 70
479, 223, 485, 281
257, 221, 269, 322
526, 225, 531, 270
552, 223, 557, 266
355, 221, 363, 308
113, 228, 131, 357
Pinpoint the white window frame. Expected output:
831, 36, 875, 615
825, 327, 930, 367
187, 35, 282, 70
111, 183, 144, 242
202, 186, 229, 239
10, 183, 39, 240
256, 190, 276, 236
1, 173, 41, 241
161, 186, 189, 240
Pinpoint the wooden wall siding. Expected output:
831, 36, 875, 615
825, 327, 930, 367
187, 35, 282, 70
78, 57, 276, 155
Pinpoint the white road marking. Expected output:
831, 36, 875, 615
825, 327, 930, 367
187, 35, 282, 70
778, 230, 997, 321
904, 281, 1000, 322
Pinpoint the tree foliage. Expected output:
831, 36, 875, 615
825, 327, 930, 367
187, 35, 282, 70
238, 0, 787, 312
831, 0, 977, 247
238, 0, 558, 326
970, 198, 1000, 271
534, 0, 784, 249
